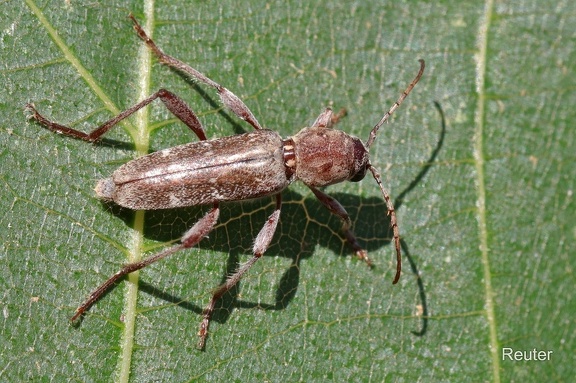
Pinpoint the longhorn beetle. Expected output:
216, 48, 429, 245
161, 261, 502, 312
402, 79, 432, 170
26, 14, 425, 350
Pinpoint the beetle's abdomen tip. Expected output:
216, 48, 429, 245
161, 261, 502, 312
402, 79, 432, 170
95, 178, 115, 201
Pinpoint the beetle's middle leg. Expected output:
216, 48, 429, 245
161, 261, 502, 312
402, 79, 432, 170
129, 14, 264, 131
308, 186, 373, 266
197, 193, 282, 350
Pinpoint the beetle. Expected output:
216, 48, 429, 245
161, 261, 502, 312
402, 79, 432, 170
26, 14, 425, 349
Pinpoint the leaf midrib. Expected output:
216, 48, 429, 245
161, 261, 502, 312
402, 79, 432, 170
474, 1, 500, 382
25, 2, 153, 381
116, 4, 156, 382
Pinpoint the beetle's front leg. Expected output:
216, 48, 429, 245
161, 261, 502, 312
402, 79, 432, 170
197, 194, 282, 350
310, 108, 348, 129
129, 14, 263, 131
308, 186, 372, 266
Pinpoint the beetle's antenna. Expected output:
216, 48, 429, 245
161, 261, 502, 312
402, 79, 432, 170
366, 59, 425, 148
367, 164, 402, 284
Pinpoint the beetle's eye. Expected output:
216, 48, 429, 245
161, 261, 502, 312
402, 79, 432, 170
350, 166, 367, 182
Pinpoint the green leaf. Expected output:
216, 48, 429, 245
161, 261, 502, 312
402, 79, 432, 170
1, 1, 574, 381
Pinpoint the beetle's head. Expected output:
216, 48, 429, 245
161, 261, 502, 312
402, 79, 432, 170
349, 137, 369, 182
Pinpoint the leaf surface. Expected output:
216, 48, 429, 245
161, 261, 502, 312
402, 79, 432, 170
1, 1, 574, 381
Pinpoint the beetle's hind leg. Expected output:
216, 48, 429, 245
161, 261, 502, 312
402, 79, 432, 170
71, 204, 220, 322
27, 88, 207, 142
129, 14, 264, 131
